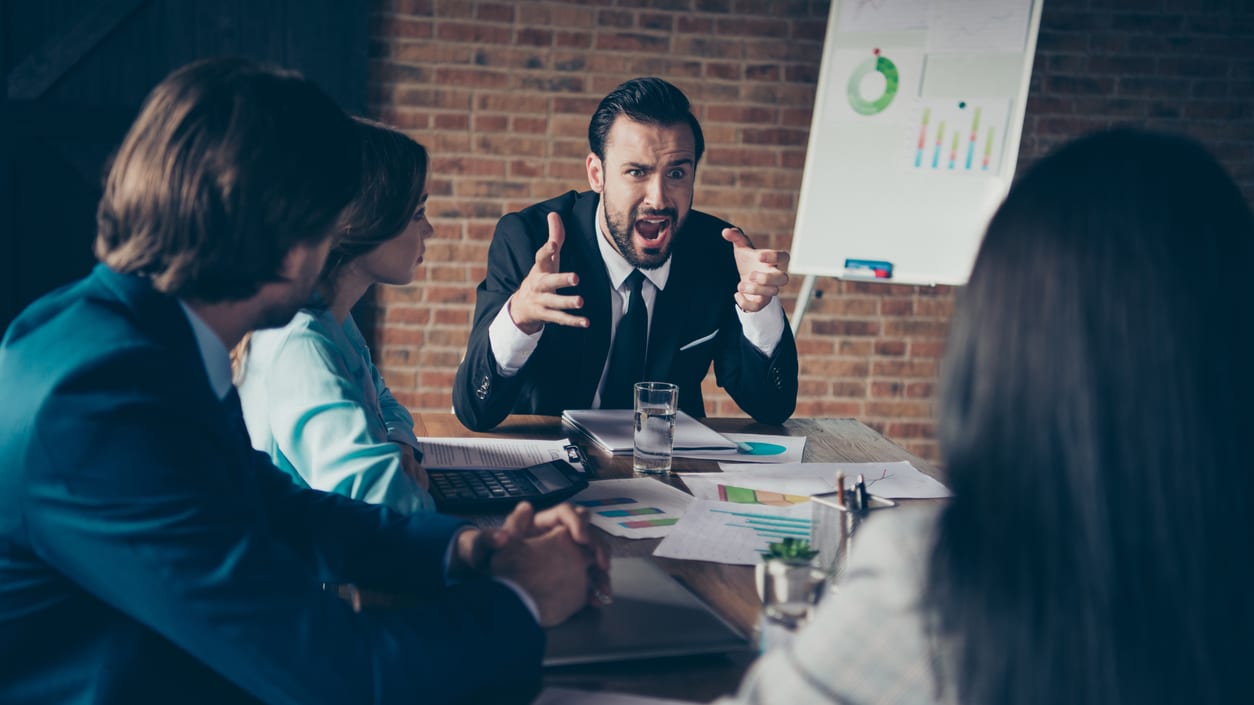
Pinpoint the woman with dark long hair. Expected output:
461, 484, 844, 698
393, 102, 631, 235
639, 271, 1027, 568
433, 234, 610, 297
234, 118, 436, 513
720, 128, 1254, 705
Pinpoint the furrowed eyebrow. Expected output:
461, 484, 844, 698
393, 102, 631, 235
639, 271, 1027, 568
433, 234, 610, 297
623, 158, 693, 171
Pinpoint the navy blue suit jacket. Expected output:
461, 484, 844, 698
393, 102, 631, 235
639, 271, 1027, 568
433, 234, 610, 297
453, 190, 799, 431
0, 265, 543, 705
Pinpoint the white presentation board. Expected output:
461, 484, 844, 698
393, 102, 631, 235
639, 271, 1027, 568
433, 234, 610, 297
789, 0, 1044, 287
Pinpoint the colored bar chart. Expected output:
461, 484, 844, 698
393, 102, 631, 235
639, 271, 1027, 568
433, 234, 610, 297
711, 508, 812, 539
571, 478, 695, 539
908, 99, 1009, 176
575, 496, 675, 530
598, 507, 664, 517
717, 483, 811, 507
654, 500, 816, 565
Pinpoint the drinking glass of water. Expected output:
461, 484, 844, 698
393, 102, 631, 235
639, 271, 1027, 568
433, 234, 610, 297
633, 382, 678, 474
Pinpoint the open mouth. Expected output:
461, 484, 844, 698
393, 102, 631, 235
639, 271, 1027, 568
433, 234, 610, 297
634, 217, 671, 247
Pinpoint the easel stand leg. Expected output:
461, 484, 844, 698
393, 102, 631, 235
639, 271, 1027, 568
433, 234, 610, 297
790, 274, 818, 337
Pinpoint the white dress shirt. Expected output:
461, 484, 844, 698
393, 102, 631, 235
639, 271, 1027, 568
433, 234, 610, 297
488, 201, 787, 406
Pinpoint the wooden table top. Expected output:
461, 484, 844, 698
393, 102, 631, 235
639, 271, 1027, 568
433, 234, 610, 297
413, 414, 944, 702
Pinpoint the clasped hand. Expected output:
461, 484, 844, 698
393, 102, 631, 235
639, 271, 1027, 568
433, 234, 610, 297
454, 501, 611, 627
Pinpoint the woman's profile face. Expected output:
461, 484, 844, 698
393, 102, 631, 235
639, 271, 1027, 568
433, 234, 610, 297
357, 192, 431, 287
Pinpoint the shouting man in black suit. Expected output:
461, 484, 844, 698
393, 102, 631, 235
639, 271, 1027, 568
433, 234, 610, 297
454, 77, 799, 432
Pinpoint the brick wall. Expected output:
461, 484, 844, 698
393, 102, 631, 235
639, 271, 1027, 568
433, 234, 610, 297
366, 0, 1254, 462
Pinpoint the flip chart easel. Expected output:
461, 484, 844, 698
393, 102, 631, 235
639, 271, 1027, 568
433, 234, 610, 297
788, 0, 1044, 335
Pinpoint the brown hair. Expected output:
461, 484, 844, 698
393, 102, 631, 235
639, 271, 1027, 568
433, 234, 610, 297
319, 117, 429, 291
233, 118, 429, 383
95, 56, 360, 302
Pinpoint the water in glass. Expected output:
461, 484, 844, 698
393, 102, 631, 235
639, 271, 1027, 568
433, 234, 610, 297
633, 407, 675, 474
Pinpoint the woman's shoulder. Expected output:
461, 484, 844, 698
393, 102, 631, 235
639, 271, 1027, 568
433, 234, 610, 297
843, 505, 941, 586
248, 309, 347, 368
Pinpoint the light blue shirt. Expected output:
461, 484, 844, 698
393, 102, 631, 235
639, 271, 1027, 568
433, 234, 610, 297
174, 300, 537, 620
237, 307, 436, 514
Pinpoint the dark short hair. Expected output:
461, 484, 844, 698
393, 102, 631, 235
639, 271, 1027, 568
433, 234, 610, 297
95, 57, 360, 302
322, 118, 429, 281
929, 128, 1254, 705
587, 77, 704, 163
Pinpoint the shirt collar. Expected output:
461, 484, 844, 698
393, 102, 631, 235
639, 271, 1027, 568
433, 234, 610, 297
177, 300, 234, 401
594, 199, 672, 291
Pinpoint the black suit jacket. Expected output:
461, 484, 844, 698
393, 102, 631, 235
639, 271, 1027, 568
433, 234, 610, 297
454, 190, 798, 432
0, 265, 543, 705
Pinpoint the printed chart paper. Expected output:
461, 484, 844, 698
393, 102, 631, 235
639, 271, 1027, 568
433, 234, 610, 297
571, 478, 694, 539
712, 461, 952, 500
680, 475, 831, 506
673, 433, 807, 464
653, 500, 814, 566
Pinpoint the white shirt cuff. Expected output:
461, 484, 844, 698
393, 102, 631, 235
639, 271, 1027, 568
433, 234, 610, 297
488, 299, 543, 377
736, 296, 786, 356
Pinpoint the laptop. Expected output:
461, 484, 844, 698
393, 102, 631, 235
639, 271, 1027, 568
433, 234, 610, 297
427, 459, 588, 513
544, 558, 750, 666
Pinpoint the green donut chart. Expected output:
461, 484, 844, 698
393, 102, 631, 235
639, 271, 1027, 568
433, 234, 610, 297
847, 50, 899, 116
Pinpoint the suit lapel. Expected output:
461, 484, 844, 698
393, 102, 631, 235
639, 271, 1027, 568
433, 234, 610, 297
568, 193, 613, 407
96, 266, 244, 452
644, 252, 691, 381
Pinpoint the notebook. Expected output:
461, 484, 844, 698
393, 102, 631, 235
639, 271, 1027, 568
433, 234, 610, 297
543, 558, 750, 666
561, 409, 738, 455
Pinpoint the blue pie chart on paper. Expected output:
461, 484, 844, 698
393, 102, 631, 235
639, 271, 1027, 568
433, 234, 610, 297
742, 442, 787, 456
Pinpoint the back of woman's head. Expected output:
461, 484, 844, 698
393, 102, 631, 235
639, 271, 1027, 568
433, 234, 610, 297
320, 118, 428, 284
931, 128, 1254, 705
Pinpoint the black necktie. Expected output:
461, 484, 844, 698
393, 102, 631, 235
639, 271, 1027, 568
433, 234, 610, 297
602, 270, 647, 409
222, 386, 249, 440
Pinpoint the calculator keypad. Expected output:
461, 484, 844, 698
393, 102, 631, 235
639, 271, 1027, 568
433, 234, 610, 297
429, 469, 541, 503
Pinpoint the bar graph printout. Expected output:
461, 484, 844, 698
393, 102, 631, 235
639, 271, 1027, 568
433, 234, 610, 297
571, 478, 694, 539
653, 500, 814, 566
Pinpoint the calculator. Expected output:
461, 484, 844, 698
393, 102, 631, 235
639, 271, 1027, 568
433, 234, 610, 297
427, 459, 589, 513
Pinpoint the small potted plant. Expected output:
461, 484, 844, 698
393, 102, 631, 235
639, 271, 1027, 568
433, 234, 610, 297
760, 537, 819, 564
755, 538, 828, 650
752, 534, 822, 612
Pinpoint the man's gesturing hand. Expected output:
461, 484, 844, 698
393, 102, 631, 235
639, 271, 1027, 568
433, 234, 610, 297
722, 227, 790, 313
508, 212, 589, 334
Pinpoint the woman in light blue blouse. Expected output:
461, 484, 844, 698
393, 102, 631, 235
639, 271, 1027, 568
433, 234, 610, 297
234, 118, 435, 513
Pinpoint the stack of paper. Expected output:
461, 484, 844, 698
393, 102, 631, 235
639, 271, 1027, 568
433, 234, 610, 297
561, 409, 737, 455
415, 437, 576, 470
711, 461, 952, 499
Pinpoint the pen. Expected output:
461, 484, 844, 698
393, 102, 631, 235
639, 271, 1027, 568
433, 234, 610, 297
735, 441, 754, 454
835, 471, 846, 509
856, 474, 869, 512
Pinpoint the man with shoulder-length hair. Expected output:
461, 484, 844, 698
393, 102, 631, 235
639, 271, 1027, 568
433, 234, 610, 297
454, 77, 799, 432
0, 57, 605, 705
